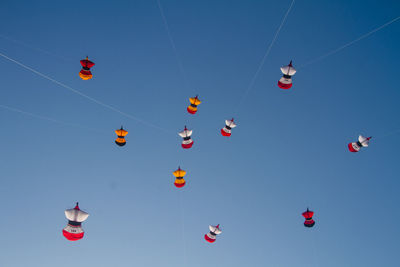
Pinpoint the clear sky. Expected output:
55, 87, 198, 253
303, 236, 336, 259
0, 0, 399, 266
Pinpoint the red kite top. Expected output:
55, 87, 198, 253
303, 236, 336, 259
302, 209, 314, 219
80, 57, 95, 69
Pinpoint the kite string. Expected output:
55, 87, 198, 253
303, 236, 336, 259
156, 0, 192, 93
0, 104, 98, 131
373, 127, 400, 140
0, 34, 74, 62
0, 104, 108, 134
300, 16, 400, 68
179, 190, 187, 267
0, 51, 175, 135
311, 231, 320, 267
233, 0, 295, 115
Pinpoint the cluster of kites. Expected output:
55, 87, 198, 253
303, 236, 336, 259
61, 58, 372, 242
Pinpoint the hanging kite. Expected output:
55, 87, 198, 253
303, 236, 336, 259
178, 126, 194, 149
221, 118, 237, 137
278, 60, 296, 89
63, 202, 89, 241
115, 126, 128, 146
187, 95, 201, 115
173, 166, 186, 188
205, 224, 222, 243
348, 135, 371, 152
302, 208, 315, 228
79, 56, 95, 80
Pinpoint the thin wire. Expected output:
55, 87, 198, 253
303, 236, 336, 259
311, 230, 320, 267
300, 16, 400, 68
0, 104, 107, 134
374, 127, 400, 140
0, 51, 174, 135
156, 0, 191, 93
0, 34, 73, 62
179, 190, 187, 267
234, 0, 296, 114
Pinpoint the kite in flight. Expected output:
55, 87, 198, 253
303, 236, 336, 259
205, 224, 222, 243
179, 126, 194, 149
278, 61, 296, 89
79, 57, 95, 80
115, 127, 128, 146
187, 95, 201, 115
63, 202, 89, 241
302, 208, 315, 228
348, 135, 371, 152
221, 118, 237, 137
173, 166, 186, 188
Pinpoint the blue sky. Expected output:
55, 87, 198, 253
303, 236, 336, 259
0, 0, 399, 266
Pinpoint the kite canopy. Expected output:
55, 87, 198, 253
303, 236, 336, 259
115, 127, 128, 146
205, 224, 222, 243
280, 63, 297, 76
221, 118, 237, 137
348, 135, 371, 152
64, 203, 89, 222
302, 208, 315, 228
278, 61, 296, 89
79, 57, 95, 80
63, 203, 89, 241
358, 135, 371, 147
178, 126, 193, 138
187, 95, 201, 114
178, 126, 194, 149
173, 167, 187, 188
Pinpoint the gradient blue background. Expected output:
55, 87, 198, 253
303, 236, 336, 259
0, 0, 399, 266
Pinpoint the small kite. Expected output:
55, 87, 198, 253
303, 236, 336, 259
205, 224, 222, 243
63, 202, 89, 241
173, 166, 186, 188
187, 95, 201, 115
79, 57, 95, 80
348, 135, 371, 152
115, 127, 128, 146
221, 118, 237, 137
302, 208, 315, 228
178, 126, 194, 149
278, 60, 296, 89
